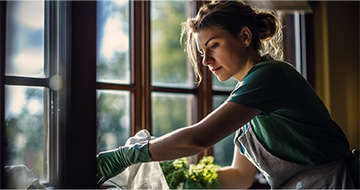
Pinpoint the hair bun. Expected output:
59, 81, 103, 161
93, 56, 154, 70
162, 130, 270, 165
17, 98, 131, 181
256, 12, 279, 41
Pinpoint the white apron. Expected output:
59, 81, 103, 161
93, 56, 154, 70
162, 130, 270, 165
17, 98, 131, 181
234, 123, 356, 189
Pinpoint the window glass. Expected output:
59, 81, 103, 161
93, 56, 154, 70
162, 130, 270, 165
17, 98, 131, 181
151, 92, 194, 137
5, 85, 47, 181
212, 76, 238, 91
97, 0, 130, 84
212, 95, 235, 167
151, 1, 193, 88
5, 1, 45, 77
97, 90, 130, 151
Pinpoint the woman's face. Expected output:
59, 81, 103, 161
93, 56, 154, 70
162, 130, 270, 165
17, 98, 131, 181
194, 27, 251, 82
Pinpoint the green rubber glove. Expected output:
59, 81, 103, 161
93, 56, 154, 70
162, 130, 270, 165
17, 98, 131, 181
96, 141, 151, 187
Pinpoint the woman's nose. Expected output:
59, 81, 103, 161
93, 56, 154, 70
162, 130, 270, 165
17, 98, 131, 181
202, 53, 214, 66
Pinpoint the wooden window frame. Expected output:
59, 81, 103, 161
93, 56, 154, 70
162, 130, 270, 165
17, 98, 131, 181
0, 1, 98, 188
96, 1, 213, 161
0, 0, 62, 187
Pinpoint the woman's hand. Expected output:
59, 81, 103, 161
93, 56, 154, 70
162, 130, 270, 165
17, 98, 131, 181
96, 141, 151, 187
217, 146, 258, 189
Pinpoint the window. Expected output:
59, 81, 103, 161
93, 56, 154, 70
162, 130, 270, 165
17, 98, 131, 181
2, 1, 98, 188
95, 0, 236, 167
281, 11, 313, 80
150, 1, 195, 135
97, 0, 131, 151
95, 0, 202, 163
4, 0, 49, 182
2, 1, 69, 186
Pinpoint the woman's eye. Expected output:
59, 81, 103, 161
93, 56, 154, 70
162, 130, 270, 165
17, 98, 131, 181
210, 43, 218, 49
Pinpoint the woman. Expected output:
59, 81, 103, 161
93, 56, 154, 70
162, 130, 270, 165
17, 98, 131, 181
97, 1, 359, 188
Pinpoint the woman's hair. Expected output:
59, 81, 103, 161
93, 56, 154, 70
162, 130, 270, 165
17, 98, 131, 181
181, 0, 283, 84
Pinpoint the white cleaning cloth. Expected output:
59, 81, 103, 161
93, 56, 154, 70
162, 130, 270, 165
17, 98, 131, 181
5, 164, 46, 189
101, 129, 169, 189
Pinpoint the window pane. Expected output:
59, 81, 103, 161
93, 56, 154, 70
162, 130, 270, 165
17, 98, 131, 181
212, 95, 235, 167
97, 0, 130, 84
151, 1, 193, 88
5, 85, 47, 181
97, 90, 130, 152
151, 92, 194, 137
212, 76, 238, 91
5, 1, 45, 77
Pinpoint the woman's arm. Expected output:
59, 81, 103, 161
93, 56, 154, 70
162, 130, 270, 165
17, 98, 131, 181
96, 101, 260, 186
149, 101, 261, 161
218, 146, 258, 189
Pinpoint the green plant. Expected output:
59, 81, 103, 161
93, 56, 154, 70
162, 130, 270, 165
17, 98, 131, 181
160, 156, 221, 189
160, 157, 188, 189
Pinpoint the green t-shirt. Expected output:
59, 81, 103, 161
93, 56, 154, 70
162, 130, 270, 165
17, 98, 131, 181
227, 60, 351, 166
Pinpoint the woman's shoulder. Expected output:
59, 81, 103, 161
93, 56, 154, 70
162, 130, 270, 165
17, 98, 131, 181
244, 59, 293, 81
254, 59, 294, 71
245, 59, 299, 84
233, 59, 294, 94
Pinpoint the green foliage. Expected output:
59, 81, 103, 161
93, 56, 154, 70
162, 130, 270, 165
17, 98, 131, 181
186, 156, 220, 184
160, 157, 188, 189
160, 156, 221, 189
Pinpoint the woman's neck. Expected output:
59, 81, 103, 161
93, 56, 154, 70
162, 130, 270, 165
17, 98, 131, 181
234, 50, 261, 82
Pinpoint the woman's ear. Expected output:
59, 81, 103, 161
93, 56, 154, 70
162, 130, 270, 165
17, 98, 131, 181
238, 27, 252, 47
